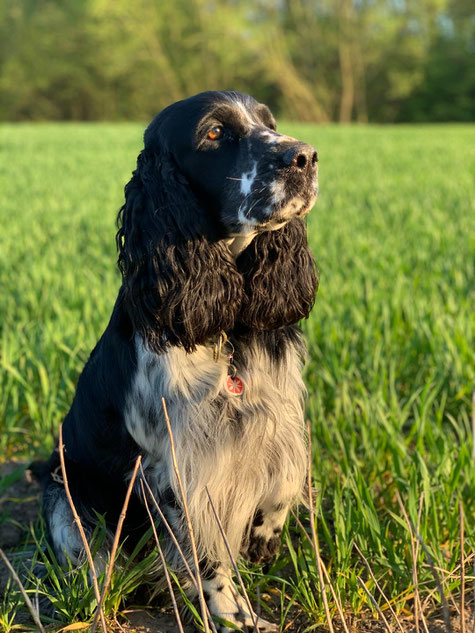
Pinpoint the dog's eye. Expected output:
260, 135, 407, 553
207, 125, 223, 141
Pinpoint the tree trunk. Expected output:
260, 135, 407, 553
338, 0, 354, 123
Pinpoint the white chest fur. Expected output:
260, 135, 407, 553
124, 335, 307, 563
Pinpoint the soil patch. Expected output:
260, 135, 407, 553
0, 461, 41, 550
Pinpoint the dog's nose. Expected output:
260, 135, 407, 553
282, 144, 318, 170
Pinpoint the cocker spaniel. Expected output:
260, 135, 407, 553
38, 90, 319, 631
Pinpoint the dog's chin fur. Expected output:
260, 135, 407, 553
38, 90, 319, 631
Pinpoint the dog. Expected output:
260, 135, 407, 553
37, 90, 319, 631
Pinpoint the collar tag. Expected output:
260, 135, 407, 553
226, 375, 244, 396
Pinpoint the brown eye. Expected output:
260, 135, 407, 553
207, 125, 223, 140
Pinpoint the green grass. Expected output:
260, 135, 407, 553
0, 121, 474, 630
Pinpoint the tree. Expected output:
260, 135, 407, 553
0, 0, 473, 122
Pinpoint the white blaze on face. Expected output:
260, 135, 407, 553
258, 130, 279, 145
258, 129, 299, 146
240, 161, 257, 196
269, 179, 286, 205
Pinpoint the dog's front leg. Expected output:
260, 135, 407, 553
200, 565, 278, 633
241, 500, 289, 566
152, 487, 277, 632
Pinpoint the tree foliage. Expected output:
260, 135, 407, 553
0, 0, 473, 122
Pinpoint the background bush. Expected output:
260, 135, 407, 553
0, 0, 473, 123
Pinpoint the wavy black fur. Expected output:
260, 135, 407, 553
116, 148, 244, 353
237, 218, 319, 330
117, 154, 317, 351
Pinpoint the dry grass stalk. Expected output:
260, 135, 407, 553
416, 492, 429, 633
356, 576, 392, 632
306, 419, 335, 633
140, 478, 185, 633
0, 547, 46, 633
318, 547, 348, 633
432, 556, 475, 582
58, 424, 107, 633
396, 490, 453, 633
472, 560, 475, 633
473, 561, 475, 633
471, 392, 475, 633
205, 486, 259, 632
421, 551, 475, 612
459, 501, 466, 633
290, 508, 349, 633
139, 465, 218, 633
354, 542, 404, 633
415, 533, 453, 633
162, 397, 211, 633
395, 489, 427, 633
139, 463, 196, 585
90, 454, 142, 633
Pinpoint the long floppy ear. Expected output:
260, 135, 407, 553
116, 149, 243, 353
236, 218, 318, 330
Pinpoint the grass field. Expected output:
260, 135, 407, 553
0, 122, 474, 632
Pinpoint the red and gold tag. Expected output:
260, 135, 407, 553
226, 375, 244, 396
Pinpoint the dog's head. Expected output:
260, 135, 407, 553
117, 91, 319, 352
144, 90, 318, 238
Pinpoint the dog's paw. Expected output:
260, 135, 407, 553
204, 574, 278, 632
243, 532, 281, 565
241, 506, 286, 566
216, 611, 278, 633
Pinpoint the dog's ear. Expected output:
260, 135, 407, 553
116, 149, 243, 353
236, 218, 318, 330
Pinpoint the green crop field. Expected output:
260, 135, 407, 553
0, 122, 474, 632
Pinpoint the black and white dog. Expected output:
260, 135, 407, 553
38, 91, 319, 631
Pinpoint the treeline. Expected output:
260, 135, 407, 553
0, 0, 473, 122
